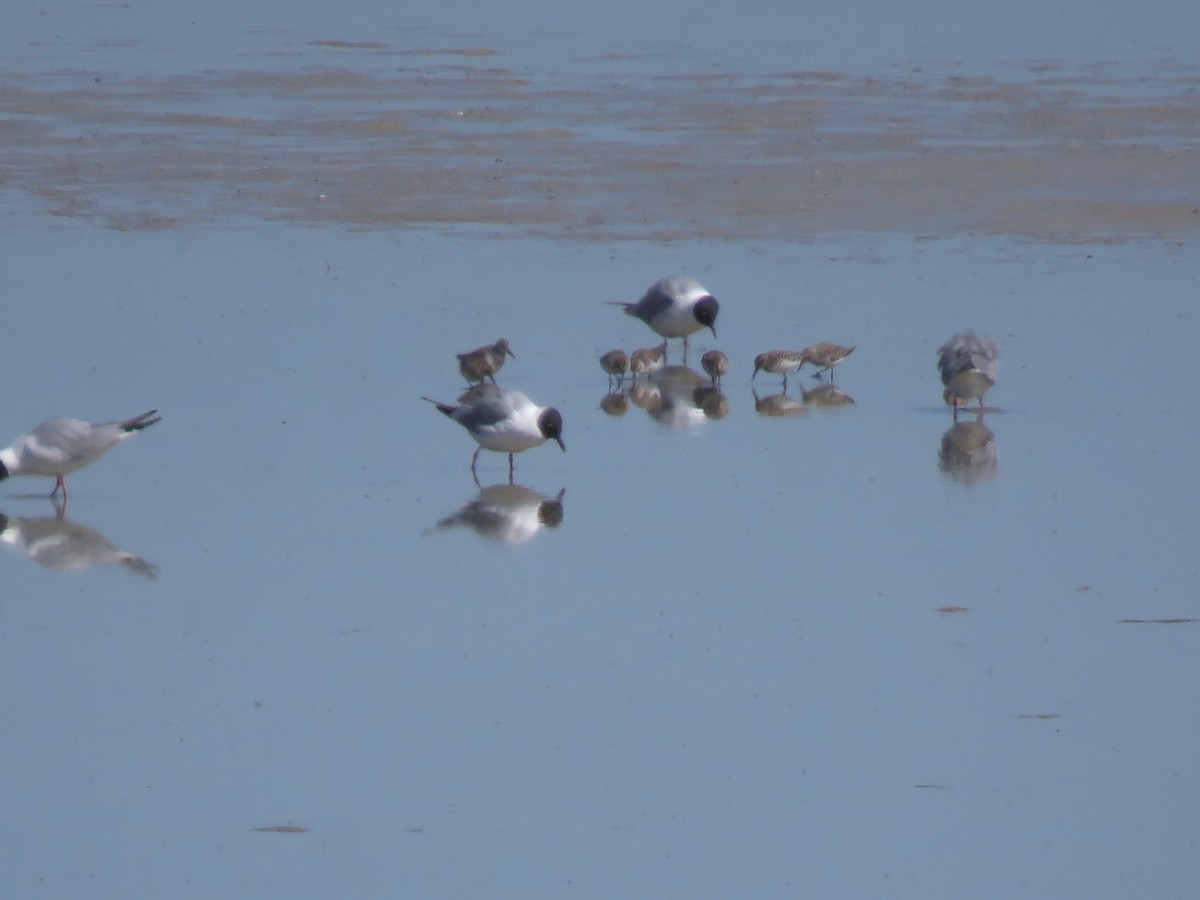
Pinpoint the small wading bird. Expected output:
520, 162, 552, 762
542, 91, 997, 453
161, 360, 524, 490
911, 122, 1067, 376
799, 342, 855, 380
457, 338, 514, 385
700, 349, 729, 386
629, 340, 668, 379
937, 330, 999, 416
611, 276, 718, 362
0, 410, 161, 505
752, 350, 806, 389
598, 349, 629, 387
423, 389, 564, 481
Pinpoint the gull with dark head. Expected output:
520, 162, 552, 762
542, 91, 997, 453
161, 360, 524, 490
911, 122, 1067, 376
423, 389, 564, 482
0, 410, 161, 504
937, 330, 999, 416
612, 276, 718, 362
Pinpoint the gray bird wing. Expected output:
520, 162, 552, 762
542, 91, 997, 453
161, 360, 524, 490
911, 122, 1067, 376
27, 419, 119, 464
453, 395, 517, 430
627, 280, 675, 322
937, 333, 998, 381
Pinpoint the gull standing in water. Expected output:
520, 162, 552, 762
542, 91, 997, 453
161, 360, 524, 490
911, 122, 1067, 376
611, 276, 718, 362
423, 389, 564, 481
937, 330, 999, 416
0, 410, 161, 503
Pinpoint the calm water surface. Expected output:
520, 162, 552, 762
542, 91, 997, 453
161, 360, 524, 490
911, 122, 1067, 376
1, 7, 1199, 899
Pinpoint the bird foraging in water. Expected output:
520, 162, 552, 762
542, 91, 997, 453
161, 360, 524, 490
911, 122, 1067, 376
599, 349, 629, 387
0, 410, 161, 504
611, 276, 718, 362
700, 350, 729, 386
937, 330, 999, 416
423, 389, 564, 481
752, 350, 806, 389
457, 338, 514, 385
629, 340, 668, 379
799, 342, 855, 380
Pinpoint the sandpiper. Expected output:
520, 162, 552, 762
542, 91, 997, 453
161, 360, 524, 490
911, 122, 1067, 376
700, 349, 729, 386
799, 342, 855, 380
598, 349, 629, 387
629, 340, 668, 379
752, 350, 806, 389
457, 338, 514, 385
937, 330, 998, 416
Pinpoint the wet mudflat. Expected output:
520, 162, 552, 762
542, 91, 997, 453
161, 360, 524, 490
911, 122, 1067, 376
0, 24, 1198, 900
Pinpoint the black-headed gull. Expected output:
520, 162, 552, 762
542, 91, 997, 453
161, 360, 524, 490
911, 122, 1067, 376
612, 276, 718, 362
423, 389, 564, 481
0, 410, 161, 501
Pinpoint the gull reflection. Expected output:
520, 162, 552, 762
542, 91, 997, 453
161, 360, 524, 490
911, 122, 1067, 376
0, 509, 158, 578
641, 365, 709, 429
752, 388, 806, 418
938, 419, 998, 484
603, 366, 730, 428
428, 484, 565, 545
801, 383, 856, 409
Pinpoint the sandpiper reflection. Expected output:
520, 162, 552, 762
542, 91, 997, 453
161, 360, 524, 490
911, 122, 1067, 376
752, 388, 806, 418
599, 391, 629, 417
0, 509, 158, 578
427, 484, 565, 545
692, 385, 730, 420
801, 383, 856, 409
938, 419, 998, 484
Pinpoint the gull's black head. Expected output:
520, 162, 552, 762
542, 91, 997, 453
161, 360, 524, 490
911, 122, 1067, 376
694, 295, 719, 335
0, 460, 8, 482
538, 408, 566, 451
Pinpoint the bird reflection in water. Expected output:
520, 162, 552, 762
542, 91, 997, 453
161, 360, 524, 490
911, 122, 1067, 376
428, 484, 565, 546
692, 385, 730, 420
643, 365, 711, 429
598, 392, 629, 417
938, 419, 998, 484
0, 508, 158, 578
601, 364, 729, 427
752, 388, 806, 418
801, 383, 856, 409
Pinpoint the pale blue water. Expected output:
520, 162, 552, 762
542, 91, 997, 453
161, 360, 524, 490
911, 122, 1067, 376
1, 3, 1199, 898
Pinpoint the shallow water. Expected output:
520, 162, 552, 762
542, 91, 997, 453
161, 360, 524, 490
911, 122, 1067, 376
1, 9, 1199, 899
